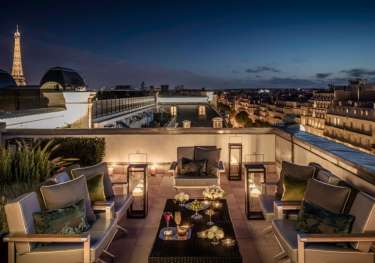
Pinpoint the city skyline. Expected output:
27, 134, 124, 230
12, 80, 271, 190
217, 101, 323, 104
1, 0, 375, 89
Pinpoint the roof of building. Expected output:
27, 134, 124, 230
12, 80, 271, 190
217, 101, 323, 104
0, 69, 17, 89
40, 67, 86, 90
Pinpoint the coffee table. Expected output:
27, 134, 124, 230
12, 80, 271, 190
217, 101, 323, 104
149, 199, 242, 263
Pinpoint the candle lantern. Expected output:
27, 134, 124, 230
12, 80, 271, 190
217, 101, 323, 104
228, 143, 242, 180
244, 163, 266, 219
127, 163, 148, 218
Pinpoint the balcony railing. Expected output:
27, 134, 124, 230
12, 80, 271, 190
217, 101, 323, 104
92, 96, 155, 119
325, 123, 372, 137
327, 107, 375, 121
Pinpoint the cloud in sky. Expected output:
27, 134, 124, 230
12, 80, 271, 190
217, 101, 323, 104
315, 73, 332, 79
341, 68, 375, 78
245, 66, 280, 74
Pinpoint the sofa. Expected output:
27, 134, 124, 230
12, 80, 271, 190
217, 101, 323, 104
169, 146, 224, 189
4, 191, 117, 263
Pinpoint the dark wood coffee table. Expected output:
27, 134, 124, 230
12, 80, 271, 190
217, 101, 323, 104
149, 199, 242, 263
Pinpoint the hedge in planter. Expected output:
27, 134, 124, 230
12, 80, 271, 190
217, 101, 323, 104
41, 137, 105, 167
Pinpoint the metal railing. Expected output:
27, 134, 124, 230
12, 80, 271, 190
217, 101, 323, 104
92, 96, 155, 119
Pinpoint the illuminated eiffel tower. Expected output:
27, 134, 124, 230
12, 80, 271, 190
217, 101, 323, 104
11, 25, 26, 86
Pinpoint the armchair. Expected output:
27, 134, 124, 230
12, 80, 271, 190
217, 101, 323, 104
3, 192, 117, 263
272, 191, 375, 263
71, 162, 134, 233
170, 146, 224, 189
259, 161, 315, 222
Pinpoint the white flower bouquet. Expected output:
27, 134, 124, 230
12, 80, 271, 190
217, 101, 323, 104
202, 185, 225, 200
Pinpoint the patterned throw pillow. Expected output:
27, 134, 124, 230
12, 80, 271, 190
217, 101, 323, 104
87, 174, 107, 202
33, 199, 90, 234
194, 147, 220, 176
180, 158, 207, 176
296, 201, 354, 234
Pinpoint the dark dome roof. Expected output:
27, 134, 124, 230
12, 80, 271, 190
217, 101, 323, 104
40, 67, 86, 90
0, 69, 17, 89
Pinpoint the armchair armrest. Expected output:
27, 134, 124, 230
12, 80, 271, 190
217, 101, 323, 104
217, 161, 225, 172
4, 233, 90, 243
273, 200, 302, 219
92, 201, 115, 219
169, 161, 178, 173
297, 233, 375, 263
298, 233, 375, 243
4, 233, 91, 263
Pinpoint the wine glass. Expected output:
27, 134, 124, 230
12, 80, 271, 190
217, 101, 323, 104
163, 212, 173, 229
191, 201, 203, 220
206, 208, 215, 226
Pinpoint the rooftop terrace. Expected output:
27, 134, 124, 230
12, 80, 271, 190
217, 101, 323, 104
0, 126, 374, 263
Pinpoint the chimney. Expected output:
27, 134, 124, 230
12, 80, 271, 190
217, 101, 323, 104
182, 120, 191, 128
212, 117, 223, 128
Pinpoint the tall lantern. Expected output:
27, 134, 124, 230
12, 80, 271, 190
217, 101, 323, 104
244, 163, 265, 219
127, 163, 148, 218
228, 143, 242, 180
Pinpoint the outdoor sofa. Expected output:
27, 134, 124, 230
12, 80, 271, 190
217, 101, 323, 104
169, 146, 224, 189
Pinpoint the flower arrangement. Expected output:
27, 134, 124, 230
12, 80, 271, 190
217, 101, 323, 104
203, 185, 225, 200
189, 199, 204, 211
197, 225, 225, 245
174, 192, 189, 204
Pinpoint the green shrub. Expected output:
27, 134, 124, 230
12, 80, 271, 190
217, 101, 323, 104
235, 111, 253, 127
42, 138, 105, 167
0, 140, 70, 233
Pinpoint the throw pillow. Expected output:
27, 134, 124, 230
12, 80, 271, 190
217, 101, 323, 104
87, 174, 107, 202
296, 201, 355, 234
313, 169, 342, 185
276, 161, 315, 199
180, 158, 207, 176
71, 164, 114, 200
40, 175, 96, 223
194, 147, 220, 176
281, 175, 307, 201
304, 178, 351, 213
33, 199, 90, 234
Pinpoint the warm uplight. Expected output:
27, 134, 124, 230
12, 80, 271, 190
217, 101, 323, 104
150, 164, 157, 176
108, 166, 114, 176
133, 187, 144, 197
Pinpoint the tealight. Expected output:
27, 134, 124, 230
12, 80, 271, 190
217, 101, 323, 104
213, 201, 222, 209
222, 238, 236, 247
177, 226, 188, 236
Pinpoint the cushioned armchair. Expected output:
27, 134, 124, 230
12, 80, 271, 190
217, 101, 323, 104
71, 162, 134, 233
170, 146, 224, 189
4, 192, 117, 263
272, 180, 375, 263
259, 161, 316, 222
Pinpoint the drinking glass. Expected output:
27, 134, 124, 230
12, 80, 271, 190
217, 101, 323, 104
174, 211, 181, 226
163, 212, 173, 229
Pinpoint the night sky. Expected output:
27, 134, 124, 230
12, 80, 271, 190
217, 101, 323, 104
1, 0, 375, 89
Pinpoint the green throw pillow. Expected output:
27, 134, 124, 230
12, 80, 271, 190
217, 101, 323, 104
296, 201, 354, 234
33, 199, 90, 234
87, 174, 107, 202
281, 176, 307, 201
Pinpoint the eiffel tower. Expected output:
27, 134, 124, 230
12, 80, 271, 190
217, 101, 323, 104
11, 25, 27, 86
